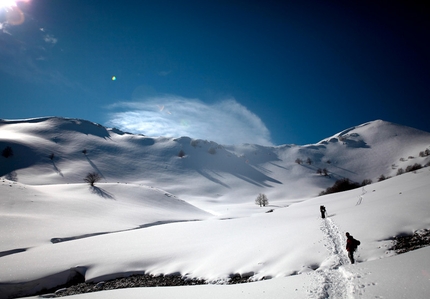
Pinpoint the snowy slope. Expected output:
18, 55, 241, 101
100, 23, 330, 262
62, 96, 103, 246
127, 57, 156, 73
1, 117, 430, 298
1, 169, 430, 298
0, 180, 211, 252
16, 247, 430, 299
317, 120, 430, 182
1, 117, 429, 214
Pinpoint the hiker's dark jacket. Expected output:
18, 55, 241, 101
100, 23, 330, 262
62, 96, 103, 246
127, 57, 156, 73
346, 236, 355, 252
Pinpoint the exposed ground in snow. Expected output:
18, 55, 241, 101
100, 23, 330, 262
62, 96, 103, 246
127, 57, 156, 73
1, 117, 430, 299
389, 229, 430, 254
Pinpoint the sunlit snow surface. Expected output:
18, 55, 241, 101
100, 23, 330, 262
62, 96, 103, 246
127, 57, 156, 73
1, 117, 430, 298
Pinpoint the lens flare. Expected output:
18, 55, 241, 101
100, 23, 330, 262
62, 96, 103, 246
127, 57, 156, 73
0, 0, 30, 26
0, 0, 17, 9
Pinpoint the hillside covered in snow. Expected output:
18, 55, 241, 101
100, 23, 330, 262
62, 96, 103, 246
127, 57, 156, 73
1, 117, 430, 299
1, 117, 429, 213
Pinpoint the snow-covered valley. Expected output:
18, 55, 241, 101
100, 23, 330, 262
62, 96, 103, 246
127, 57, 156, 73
1, 117, 430, 298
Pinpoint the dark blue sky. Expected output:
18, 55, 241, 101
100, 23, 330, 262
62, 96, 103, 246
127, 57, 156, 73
1, 1, 429, 145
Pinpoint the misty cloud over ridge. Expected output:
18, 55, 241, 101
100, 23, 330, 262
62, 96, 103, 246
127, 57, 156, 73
107, 96, 273, 146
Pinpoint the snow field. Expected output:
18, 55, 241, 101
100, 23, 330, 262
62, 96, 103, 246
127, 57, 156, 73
1, 118, 430, 298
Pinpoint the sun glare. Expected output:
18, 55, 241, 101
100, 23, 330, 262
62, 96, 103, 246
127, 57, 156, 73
0, 0, 17, 9
0, 0, 30, 25
0, 0, 31, 10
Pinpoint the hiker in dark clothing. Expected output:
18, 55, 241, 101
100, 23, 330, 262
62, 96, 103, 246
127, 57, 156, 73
320, 205, 326, 218
346, 232, 360, 264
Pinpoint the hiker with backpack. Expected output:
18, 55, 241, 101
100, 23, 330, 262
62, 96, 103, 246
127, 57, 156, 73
345, 232, 360, 264
320, 205, 326, 218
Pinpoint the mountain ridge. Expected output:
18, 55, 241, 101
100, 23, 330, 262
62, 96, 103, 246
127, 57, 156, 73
1, 117, 430, 210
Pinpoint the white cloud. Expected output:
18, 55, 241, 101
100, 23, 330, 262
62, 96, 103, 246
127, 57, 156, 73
43, 34, 57, 44
106, 95, 273, 146
157, 70, 172, 76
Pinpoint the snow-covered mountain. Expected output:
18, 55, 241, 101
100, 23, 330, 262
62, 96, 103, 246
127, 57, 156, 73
1, 117, 430, 299
1, 117, 429, 213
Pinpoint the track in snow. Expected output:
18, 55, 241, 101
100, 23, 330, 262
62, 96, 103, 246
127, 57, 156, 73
356, 187, 367, 206
308, 218, 356, 299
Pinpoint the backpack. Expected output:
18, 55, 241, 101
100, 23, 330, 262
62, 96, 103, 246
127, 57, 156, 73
353, 238, 361, 248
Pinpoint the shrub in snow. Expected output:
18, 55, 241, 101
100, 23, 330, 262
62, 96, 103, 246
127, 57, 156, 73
295, 158, 302, 164
82, 149, 87, 155
306, 157, 312, 165
378, 175, 386, 182
84, 172, 101, 186
178, 150, 185, 158
361, 179, 372, 186
319, 178, 360, 196
49, 153, 55, 160
397, 168, 404, 176
405, 163, 422, 173
1, 146, 13, 158
255, 193, 269, 207
317, 168, 329, 176
208, 147, 216, 155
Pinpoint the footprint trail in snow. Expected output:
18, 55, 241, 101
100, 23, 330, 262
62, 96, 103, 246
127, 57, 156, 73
308, 218, 356, 299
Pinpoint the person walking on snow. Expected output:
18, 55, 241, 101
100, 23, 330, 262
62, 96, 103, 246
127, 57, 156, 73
320, 205, 326, 218
346, 232, 360, 264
